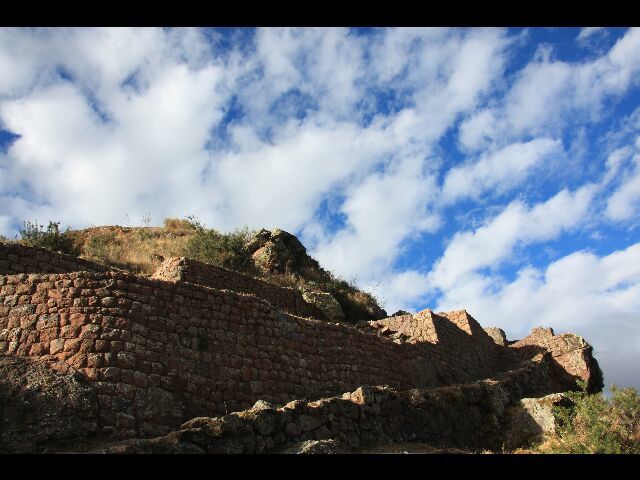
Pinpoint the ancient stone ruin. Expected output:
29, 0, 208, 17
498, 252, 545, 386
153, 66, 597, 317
0, 240, 603, 453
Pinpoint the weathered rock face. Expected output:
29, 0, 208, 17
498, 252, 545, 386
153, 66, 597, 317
246, 228, 387, 323
85, 355, 579, 454
0, 241, 109, 276
510, 327, 604, 393
502, 393, 572, 449
152, 256, 326, 320
484, 327, 508, 346
299, 288, 345, 322
0, 355, 99, 453
248, 228, 321, 276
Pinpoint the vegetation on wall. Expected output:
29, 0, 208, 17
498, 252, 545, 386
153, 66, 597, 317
183, 218, 258, 275
19, 220, 78, 255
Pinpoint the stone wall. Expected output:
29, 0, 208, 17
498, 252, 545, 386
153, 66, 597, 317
152, 257, 325, 320
510, 327, 604, 392
367, 309, 504, 381
0, 242, 108, 275
0, 269, 515, 439
91, 354, 564, 454
0, 244, 602, 448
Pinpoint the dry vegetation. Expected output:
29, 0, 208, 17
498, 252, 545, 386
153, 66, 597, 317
70, 219, 197, 275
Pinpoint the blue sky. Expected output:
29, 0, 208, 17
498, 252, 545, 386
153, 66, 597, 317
1, 27, 639, 389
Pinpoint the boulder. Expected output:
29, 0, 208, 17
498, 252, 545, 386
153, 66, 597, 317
300, 288, 345, 322
283, 439, 347, 454
484, 327, 508, 346
502, 393, 572, 449
248, 228, 321, 275
0, 355, 99, 453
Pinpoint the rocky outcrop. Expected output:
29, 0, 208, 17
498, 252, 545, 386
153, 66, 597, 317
502, 393, 572, 449
299, 288, 345, 322
510, 327, 604, 393
0, 355, 99, 453
248, 228, 321, 276
484, 327, 508, 346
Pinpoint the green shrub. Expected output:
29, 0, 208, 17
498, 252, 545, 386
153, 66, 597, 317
163, 218, 195, 231
136, 229, 155, 241
183, 223, 258, 274
546, 381, 640, 453
19, 220, 77, 255
83, 232, 117, 261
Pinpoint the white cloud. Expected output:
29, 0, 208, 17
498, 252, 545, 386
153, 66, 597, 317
441, 138, 562, 204
576, 27, 606, 44
435, 243, 640, 389
606, 166, 640, 221
430, 185, 596, 291
208, 119, 400, 231
0, 61, 228, 227
459, 28, 640, 152
311, 154, 441, 284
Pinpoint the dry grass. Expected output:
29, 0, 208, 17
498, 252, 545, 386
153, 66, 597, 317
70, 224, 196, 275
163, 217, 195, 232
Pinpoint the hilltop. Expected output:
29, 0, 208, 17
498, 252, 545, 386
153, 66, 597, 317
14, 219, 387, 324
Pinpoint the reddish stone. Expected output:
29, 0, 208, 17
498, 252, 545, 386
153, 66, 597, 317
28, 342, 47, 356
49, 339, 65, 355
87, 353, 102, 368
64, 338, 81, 353
83, 368, 98, 380
69, 313, 87, 326
69, 353, 86, 369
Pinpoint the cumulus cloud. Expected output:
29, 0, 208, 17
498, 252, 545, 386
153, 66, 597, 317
430, 185, 597, 291
459, 27, 640, 152
605, 136, 640, 222
311, 154, 441, 283
606, 167, 640, 221
1, 27, 640, 388
435, 243, 640, 389
441, 138, 563, 204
